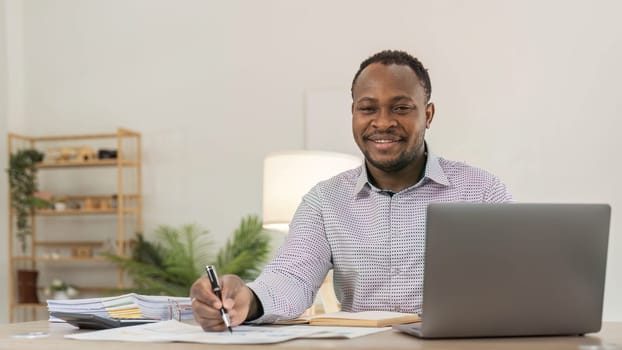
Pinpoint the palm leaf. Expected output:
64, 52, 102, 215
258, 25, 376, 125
105, 216, 270, 296
212, 216, 271, 280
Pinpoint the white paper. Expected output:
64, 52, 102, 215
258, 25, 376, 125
65, 320, 323, 344
64, 320, 388, 344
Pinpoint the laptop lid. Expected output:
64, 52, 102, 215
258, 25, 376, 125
415, 203, 610, 338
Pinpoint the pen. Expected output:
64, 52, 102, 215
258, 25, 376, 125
205, 265, 233, 333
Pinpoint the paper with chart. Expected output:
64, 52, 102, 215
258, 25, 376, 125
64, 319, 389, 344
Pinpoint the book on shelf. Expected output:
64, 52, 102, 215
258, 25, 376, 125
47, 293, 193, 322
275, 310, 421, 327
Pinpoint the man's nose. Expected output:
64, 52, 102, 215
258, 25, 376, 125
371, 108, 397, 130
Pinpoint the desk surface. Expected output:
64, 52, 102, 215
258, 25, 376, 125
1, 321, 621, 350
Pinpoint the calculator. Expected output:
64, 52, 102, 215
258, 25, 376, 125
50, 311, 160, 329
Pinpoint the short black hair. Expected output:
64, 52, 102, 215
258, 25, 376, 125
351, 50, 432, 102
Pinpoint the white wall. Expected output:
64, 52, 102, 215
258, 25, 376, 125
1, 0, 621, 322
0, 0, 9, 326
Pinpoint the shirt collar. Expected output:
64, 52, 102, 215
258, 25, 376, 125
354, 144, 450, 195
424, 150, 450, 187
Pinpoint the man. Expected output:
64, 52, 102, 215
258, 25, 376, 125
191, 50, 512, 331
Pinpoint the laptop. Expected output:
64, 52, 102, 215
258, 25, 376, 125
394, 203, 611, 339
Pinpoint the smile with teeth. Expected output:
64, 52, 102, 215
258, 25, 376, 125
366, 137, 402, 150
373, 139, 397, 143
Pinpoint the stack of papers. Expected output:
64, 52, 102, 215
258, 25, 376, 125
47, 293, 193, 321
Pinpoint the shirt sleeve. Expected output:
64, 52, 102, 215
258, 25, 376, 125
484, 176, 514, 203
246, 184, 333, 324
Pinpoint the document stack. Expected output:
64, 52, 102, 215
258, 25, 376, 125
47, 293, 193, 321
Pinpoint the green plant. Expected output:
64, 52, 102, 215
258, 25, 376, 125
105, 215, 271, 296
7, 149, 47, 252
213, 215, 271, 280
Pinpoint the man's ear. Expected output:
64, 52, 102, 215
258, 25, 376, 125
425, 102, 435, 129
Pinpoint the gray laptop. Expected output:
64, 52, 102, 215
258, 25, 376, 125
394, 203, 610, 339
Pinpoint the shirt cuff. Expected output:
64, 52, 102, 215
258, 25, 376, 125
245, 281, 280, 324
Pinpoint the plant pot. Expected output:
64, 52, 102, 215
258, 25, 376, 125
17, 269, 40, 304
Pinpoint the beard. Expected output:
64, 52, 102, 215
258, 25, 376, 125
362, 146, 420, 173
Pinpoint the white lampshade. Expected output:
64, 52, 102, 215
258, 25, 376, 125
262, 150, 362, 231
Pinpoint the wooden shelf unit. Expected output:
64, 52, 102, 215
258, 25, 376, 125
7, 128, 142, 322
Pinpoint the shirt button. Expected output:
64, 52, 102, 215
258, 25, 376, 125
395, 306, 401, 312
393, 268, 400, 276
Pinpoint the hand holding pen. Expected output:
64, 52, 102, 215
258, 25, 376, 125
190, 269, 260, 332
205, 265, 233, 333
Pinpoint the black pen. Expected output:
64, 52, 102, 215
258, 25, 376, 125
205, 265, 233, 333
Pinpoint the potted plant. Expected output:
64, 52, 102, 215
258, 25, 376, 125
105, 215, 271, 296
7, 149, 47, 252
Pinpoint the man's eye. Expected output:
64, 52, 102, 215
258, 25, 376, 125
357, 107, 376, 113
393, 105, 414, 114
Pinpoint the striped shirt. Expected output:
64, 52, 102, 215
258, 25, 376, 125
247, 151, 512, 323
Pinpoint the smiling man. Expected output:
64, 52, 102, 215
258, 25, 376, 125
351, 54, 434, 192
190, 50, 513, 331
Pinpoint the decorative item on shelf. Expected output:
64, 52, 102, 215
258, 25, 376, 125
17, 269, 40, 304
59, 147, 76, 161
72, 246, 93, 258
44, 147, 77, 162
110, 194, 118, 209
44, 146, 97, 163
105, 216, 270, 296
54, 202, 66, 211
43, 148, 60, 162
67, 198, 81, 210
53, 196, 67, 211
44, 279, 79, 300
76, 146, 97, 162
7, 149, 48, 252
98, 148, 117, 159
42, 250, 62, 259
83, 197, 94, 210
99, 198, 110, 210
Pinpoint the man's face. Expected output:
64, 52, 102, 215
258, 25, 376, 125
352, 63, 434, 173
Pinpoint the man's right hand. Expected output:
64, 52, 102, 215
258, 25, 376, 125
190, 274, 260, 332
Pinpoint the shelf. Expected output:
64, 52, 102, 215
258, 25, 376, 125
12, 303, 47, 308
36, 159, 138, 168
34, 240, 104, 248
36, 208, 137, 215
12, 256, 113, 263
55, 194, 139, 200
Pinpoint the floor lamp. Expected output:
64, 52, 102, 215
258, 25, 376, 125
262, 150, 361, 314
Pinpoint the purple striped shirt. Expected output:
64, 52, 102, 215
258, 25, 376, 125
247, 151, 512, 323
